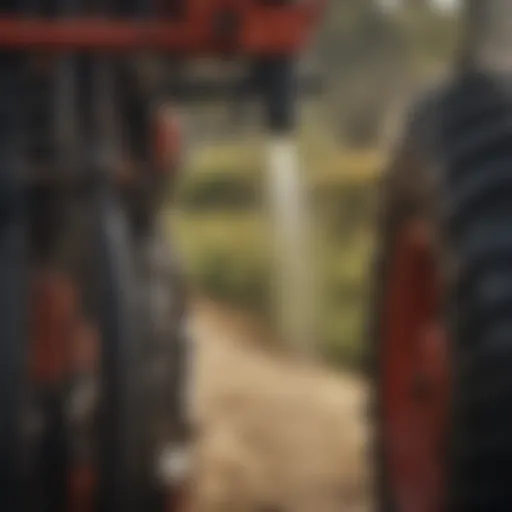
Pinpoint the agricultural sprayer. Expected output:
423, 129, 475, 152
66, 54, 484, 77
373, 1, 512, 511
0, 0, 323, 510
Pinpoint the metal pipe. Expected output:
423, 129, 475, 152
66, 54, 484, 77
90, 53, 143, 512
263, 57, 316, 357
265, 136, 315, 357
0, 10, 313, 53
0, 60, 28, 511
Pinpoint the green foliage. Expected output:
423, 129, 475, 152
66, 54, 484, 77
167, 1, 460, 370
313, 0, 459, 146
177, 169, 260, 212
171, 145, 381, 371
314, 179, 378, 240
172, 212, 272, 311
175, 141, 264, 211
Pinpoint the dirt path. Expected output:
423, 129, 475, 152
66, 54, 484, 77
189, 299, 373, 512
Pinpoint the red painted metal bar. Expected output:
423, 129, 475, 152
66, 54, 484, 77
0, 5, 321, 53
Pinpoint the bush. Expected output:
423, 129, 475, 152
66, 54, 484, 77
177, 168, 260, 212
171, 145, 382, 371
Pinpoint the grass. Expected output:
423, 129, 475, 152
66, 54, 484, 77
170, 141, 383, 370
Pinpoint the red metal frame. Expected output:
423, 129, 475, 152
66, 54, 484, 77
30, 273, 78, 386
0, 0, 324, 54
153, 106, 182, 173
381, 220, 448, 512
9, 2, 326, 510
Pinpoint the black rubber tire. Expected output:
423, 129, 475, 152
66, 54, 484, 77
87, 185, 144, 512
0, 66, 29, 511
440, 72, 512, 512
373, 71, 512, 511
132, 216, 191, 504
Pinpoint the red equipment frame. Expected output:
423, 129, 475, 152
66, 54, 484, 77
0, 2, 326, 510
381, 220, 448, 512
0, 0, 324, 54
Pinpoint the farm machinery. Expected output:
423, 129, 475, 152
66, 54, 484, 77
373, 0, 512, 510
0, 0, 323, 511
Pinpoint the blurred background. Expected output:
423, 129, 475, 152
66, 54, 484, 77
171, 1, 461, 510
0, 1, 466, 511
174, 0, 460, 369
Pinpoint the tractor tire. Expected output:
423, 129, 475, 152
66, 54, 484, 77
371, 81, 441, 511
442, 72, 512, 511
85, 184, 144, 512
0, 67, 28, 510
371, 150, 440, 512
56, 189, 190, 511
132, 216, 192, 507
372, 71, 512, 511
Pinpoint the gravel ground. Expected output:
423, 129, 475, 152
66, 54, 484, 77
188, 299, 374, 512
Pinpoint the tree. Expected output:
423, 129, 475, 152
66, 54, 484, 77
312, 0, 459, 147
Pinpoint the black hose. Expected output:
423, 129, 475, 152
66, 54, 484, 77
0, 64, 28, 512
257, 56, 298, 134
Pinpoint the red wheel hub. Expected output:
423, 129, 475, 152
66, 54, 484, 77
30, 271, 188, 512
30, 271, 99, 512
381, 220, 449, 512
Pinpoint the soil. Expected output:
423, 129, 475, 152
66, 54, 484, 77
189, 299, 373, 512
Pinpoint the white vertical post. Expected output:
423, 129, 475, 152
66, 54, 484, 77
266, 135, 315, 358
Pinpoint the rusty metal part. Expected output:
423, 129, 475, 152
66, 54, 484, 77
0, 1, 323, 54
380, 219, 448, 512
